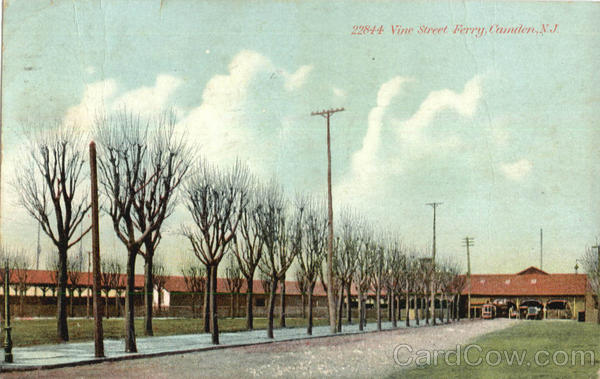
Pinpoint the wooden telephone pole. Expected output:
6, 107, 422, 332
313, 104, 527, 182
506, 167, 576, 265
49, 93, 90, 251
426, 202, 442, 325
311, 107, 344, 334
463, 237, 474, 319
89, 141, 104, 357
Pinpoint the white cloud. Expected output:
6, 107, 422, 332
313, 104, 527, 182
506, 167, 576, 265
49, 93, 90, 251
283, 65, 313, 91
500, 159, 533, 181
397, 75, 482, 146
175, 50, 314, 174
175, 50, 271, 162
62, 79, 118, 132
85, 66, 96, 74
62, 74, 182, 132
113, 74, 182, 116
337, 75, 484, 205
350, 77, 410, 181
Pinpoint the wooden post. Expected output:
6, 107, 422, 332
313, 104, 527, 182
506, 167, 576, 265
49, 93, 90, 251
90, 141, 104, 357
3, 260, 13, 363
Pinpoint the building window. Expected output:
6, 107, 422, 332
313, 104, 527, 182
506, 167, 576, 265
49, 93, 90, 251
256, 298, 265, 307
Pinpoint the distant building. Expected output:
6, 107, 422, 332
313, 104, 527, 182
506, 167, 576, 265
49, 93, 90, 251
460, 266, 596, 322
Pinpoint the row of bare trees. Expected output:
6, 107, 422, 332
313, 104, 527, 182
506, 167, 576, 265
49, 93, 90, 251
13, 109, 466, 351
14, 111, 189, 351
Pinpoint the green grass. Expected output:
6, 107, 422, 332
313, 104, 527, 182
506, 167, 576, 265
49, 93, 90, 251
391, 321, 600, 379
8, 317, 334, 347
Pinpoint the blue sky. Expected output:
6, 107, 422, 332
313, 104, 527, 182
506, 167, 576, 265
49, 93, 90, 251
2, 1, 599, 275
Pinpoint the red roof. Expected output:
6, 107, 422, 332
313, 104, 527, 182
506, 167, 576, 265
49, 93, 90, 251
461, 267, 588, 296
6, 269, 330, 296
7, 269, 145, 288
164, 277, 329, 297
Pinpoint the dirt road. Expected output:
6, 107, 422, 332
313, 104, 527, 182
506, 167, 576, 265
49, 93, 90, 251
4, 319, 517, 378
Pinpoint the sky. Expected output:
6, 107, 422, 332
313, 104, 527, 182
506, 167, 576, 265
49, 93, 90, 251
1, 0, 599, 276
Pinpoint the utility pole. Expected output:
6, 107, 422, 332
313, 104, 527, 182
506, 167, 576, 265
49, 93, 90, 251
426, 202, 442, 325
311, 107, 344, 334
3, 259, 13, 363
89, 141, 104, 357
463, 237, 474, 320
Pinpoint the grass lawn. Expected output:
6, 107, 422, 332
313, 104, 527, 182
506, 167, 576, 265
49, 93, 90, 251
393, 321, 600, 379
9, 317, 335, 347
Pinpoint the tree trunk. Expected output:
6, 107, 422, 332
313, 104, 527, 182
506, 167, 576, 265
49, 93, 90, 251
267, 277, 279, 339
405, 289, 410, 327
424, 295, 429, 324
105, 291, 109, 319
391, 289, 397, 328
203, 265, 211, 333
376, 282, 382, 331
457, 294, 461, 321
144, 258, 154, 336
210, 265, 219, 344
279, 281, 286, 328
385, 288, 393, 321
191, 293, 196, 318
246, 276, 254, 330
125, 252, 137, 353
57, 249, 69, 341
414, 294, 419, 326
358, 289, 364, 331
301, 292, 306, 319
307, 286, 314, 335
336, 283, 344, 332
20, 291, 25, 317
431, 283, 436, 325
230, 292, 234, 318
346, 283, 352, 324
69, 289, 73, 317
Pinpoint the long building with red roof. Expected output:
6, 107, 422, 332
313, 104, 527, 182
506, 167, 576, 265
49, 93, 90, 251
459, 266, 596, 322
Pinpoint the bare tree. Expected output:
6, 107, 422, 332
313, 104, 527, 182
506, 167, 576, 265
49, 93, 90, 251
294, 269, 308, 319
371, 240, 385, 331
439, 259, 461, 324
256, 182, 299, 339
224, 254, 243, 318
353, 225, 374, 331
334, 208, 359, 331
232, 185, 264, 329
182, 159, 249, 344
95, 111, 186, 352
152, 260, 169, 313
14, 125, 91, 341
296, 198, 327, 335
403, 254, 418, 327
13, 254, 31, 317
46, 253, 60, 297
67, 254, 83, 317
100, 258, 122, 319
181, 263, 206, 318
451, 271, 466, 321
582, 246, 600, 324
259, 268, 273, 300
131, 113, 190, 336
386, 239, 406, 328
